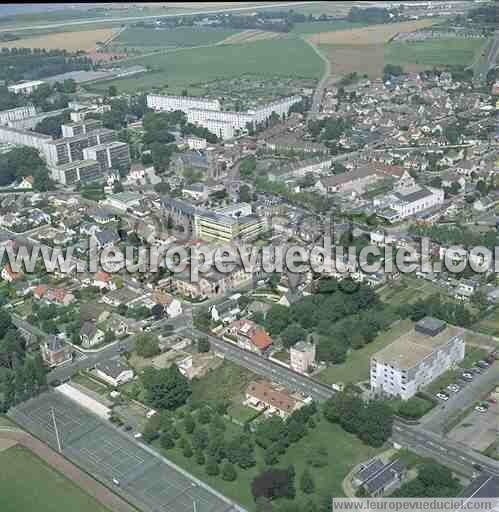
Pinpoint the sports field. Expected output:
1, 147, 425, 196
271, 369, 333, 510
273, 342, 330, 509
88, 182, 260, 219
385, 38, 488, 68
0, 445, 110, 512
10, 391, 234, 512
113, 27, 238, 48
90, 37, 324, 93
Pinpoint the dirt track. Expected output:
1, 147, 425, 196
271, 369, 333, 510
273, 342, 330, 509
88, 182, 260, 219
0, 428, 137, 512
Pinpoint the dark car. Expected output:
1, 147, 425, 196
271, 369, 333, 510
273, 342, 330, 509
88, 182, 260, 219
472, 464, 482, 472
49, 379, 61, 387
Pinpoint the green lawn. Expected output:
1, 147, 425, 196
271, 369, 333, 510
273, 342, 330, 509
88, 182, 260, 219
378, 277, 442, 306
0, 416, 16, 428
318, 319, 414, 385
156, 416, 380, 510
114, 27, 237, 48
226, 403, 260, 424
0, 445, 110, 512
90, 37, 324, 93
71, 373, 109, 396
425, 368, 461, 395
384, 38, 487, 68
291, 20, 367, 34
473, 306, 499, 337
191, 361, 258, 405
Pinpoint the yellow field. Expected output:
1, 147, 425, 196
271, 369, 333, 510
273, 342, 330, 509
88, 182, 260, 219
221, 30, 283, 45
308, 19, 437, 45
0, 28, 114, 51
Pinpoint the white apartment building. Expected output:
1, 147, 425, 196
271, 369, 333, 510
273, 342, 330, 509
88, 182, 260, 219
50, 159, 102, 186
147, 94, 220, 112
290, 341, 316, 374
0, 126, 53, 158
0, 105, 36, 126
148, 93, 302, 140
186, 136, 207, 150
61, 119, 102, 138
8, 80, 45, 95
82, 141, 130, 171
370, 317, 465, 400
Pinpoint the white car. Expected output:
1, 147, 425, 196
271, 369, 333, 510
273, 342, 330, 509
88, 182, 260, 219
436, 392, 449, 401
475, 405, 488, 413
133, 432, 143, 439
112, 478, 120, 486
447, 384, 460, 393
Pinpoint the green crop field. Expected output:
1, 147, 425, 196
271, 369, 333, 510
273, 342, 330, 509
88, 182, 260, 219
89, 37, 324, 94
0, 445, 110, 512
385, 38, 487, 68
114, 27, 238, 48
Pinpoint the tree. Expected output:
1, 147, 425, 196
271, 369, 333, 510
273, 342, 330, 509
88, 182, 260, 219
306, 445, 328, 468
108, 85, 118, 97
251, 469, 295, 501
160, 431, 174, 449
281, 323, 306, 348
184, 413, 195, 434
113, 180, 124, 194
300, 468, 315, 494
195, 450, 205, 465
265, 305, 290, 336
142, 416, 160, 443
182, 440, 193, 458
205, 455, 220, 476
239, 184, 252, 202
198, 405, 211, 425
221, 462, 237, 482
192, 427, 209, 451
135, 334, 160, 358
142, 366, 191, 410
197, 337, 210, 353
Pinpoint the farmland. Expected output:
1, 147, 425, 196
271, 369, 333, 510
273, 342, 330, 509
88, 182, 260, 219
291, 20, 368, 35
385, 38, 489, 68
219, 30, 284, 45
112, 26, 239, 49
0, 445, 110, 512
89, 37, 324, 94
0, 28, 114, 51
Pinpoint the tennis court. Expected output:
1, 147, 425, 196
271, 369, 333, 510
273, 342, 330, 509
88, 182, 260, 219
10, 391, 241, 512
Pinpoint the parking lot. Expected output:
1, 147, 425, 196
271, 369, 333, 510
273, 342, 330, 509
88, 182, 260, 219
448, 401, 498, 451
421, 361, 498, 434
10, 391, 241, 512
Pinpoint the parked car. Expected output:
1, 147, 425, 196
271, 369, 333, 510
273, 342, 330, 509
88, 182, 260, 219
436, 392, 449, 401
462, 372, 473, 381
447, 384, 460, 393
133, 432, 142, 439
477, 360, 489, 369
475, 405, 488, 413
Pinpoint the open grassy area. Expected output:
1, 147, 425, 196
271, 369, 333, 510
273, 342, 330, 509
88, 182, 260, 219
156, 415, 380, 510
114, 27, 238, 48
473, 306, 499, 337
89, 37, 324, 93
291, 20, 367, 35
0, 416, 16, 428
378, 277, 442, 305
317, 319, 414, 385
71, 373, 109, 397
385, 38, 488, 68
0, 445, 110, 512
425, 368, 461, 395
191, 360, 258, 405
226, 403, 260, 424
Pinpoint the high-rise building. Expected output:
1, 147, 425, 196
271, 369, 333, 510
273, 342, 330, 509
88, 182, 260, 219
0, 105, 37, 126
50, 159, 102, 186
61, 119, 102, 138
82, 141, 130, 172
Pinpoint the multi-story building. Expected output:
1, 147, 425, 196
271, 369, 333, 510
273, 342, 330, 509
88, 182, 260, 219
8, 80, 45, 95
148, 93, 301, 140
50, 159, 102, 186
45, 128, 117, 167
0, 105, 36, 126
61, 119, 102, 138
194, 209, 264, 243
290, 341, 316, 374
0, 125, 53, 157
370, 317, 465, 400
82, 141, 130, 172
147, 94, 220, 112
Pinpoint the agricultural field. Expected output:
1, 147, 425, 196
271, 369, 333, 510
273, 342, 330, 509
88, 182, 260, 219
112, 26, 239, 49
291, 20, 368, 35
89, 37, 324, 94
308, 19, 438, 78
317, 319, 414, 386
0, 445, 110, 512
220, 30, 284, 45
385, 38, 488, 68
0, 28, 114, 51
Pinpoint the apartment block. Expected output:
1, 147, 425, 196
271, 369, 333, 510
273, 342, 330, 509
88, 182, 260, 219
61, 119, 102, 138
370, 317, 465, 400
0, 105, 36, 126
82, 141, 130, 171
147, 94, 220, 112
8, 80, 45, 95
50, 159, 102, 186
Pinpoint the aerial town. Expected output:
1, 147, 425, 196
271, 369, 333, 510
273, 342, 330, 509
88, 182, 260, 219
0, 2, 497, 512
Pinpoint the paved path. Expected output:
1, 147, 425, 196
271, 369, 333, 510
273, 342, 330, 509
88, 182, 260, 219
0, 427, 137, 512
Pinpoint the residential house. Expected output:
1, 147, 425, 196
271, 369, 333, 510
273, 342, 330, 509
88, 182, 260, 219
226, 319, 273, 355
41, 335, 72, 367
1, 264, 22, 283
93, 271, 117, 291
353, 458, 406, 497
245, 380, 305, 418
209, 294, 241, 323
95, 356, 134, 387
101, 287, 140, 307
92, 228, 120, 249
290, 341, 316, 374
89, 208, 115, 224
454, 279, 480, 303
79, 321, 105, 348
152, 290, 183, 318
45, 288, 75, 306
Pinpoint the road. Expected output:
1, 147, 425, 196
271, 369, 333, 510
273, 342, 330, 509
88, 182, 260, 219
301, 36, 331, 119
0, 2, 316, 33
472, 33, 499, 81
420, 363, 499, 435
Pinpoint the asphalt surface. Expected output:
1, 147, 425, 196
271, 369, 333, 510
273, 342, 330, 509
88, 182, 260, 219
421, 363, 499, 434
0, 2, 313, 33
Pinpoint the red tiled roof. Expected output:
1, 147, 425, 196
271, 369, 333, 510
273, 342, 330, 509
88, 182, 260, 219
251, 329, 272, 350
95, 271, 111, 282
